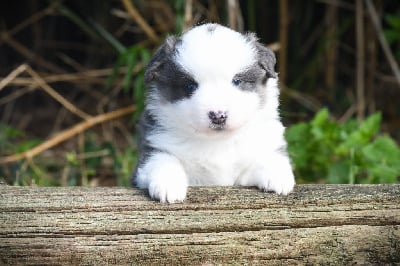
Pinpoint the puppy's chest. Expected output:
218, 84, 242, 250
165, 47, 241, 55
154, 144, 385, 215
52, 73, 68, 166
168, 136, 254, 185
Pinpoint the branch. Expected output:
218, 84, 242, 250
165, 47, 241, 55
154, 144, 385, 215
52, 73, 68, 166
356, 0, 365, 121
121, 0, 159, 43
24, 65, 92, 120
0, 33, 64, 73
0, 64, 92, 120
0, 105, 136, 164
279, 0, 289, 87
0, 64, 28, 91
365, 0, 400, 86
184, 0, 193, 31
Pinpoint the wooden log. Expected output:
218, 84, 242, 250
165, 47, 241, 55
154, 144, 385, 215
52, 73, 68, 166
0, 184, 399, 265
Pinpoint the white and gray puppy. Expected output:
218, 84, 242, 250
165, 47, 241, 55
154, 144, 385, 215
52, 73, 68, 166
132, 23, 295, 203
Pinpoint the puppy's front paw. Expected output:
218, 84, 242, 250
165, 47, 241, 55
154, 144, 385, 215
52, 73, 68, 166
137, 153, 188, 203
261, 172, 295, 195
149, 174, 188, 203
256, 165, 295, 195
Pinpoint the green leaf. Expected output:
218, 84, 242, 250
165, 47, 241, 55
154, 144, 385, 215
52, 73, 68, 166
335, 113, 381, 155
327, 161, 350, 184
285, 123, 310, 169
384, 29, 400, 44
106, 55, 126, 90
384, 14, 400, 29
311, 108, 329, 127
123, 48, 137, 92
140, 48, 151, 64
2, 125, 25, 139
359, 112, 381, 138
286, 109, 398, 184
66, 152, 78, 166
362, 136, 400, 168
368, 165, 398, 184
16, 139, 41, 153
285, 122, 309, 142
362, 136, 400, 183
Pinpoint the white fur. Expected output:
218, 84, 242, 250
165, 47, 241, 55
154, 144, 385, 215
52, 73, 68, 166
136, 153, 188, 203
135, 24, 295, 202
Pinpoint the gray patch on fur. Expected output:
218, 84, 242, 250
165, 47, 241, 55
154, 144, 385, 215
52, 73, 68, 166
231, 40, 277, 106
144, 36, 198, 103
232, 62, 269, 105
256, 43, 277, 79
243, 32, 276, 79
234, 64, 266, 87
131, 110, 163, 186
206, 24, 217, 33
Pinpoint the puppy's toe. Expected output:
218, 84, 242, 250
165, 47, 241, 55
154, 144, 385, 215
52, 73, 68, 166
148, 167, 188, 203
149, 181, 187, 203
259, 172, 295, 196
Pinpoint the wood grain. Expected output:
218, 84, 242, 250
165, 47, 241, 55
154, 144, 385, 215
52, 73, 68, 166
1, 184, 399, 265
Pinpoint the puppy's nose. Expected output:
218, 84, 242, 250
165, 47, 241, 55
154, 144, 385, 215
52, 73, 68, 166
208, 110, 227, 125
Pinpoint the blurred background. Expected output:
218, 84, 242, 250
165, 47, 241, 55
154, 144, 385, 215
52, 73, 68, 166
0, 0, 399, 186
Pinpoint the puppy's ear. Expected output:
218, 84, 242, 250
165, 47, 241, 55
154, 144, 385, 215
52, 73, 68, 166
145, 36, 180, 84
244, 32, 277, 79
256, 43, 277, 79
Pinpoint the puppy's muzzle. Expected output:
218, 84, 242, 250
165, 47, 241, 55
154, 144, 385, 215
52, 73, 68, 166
208, 111, 227, 128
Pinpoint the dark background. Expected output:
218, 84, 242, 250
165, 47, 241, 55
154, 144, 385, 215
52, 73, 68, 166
0, 0, 399, 186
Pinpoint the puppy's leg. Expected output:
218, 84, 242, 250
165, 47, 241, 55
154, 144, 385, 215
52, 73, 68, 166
240, 152, 295, 195
257, 152, 295, 195
135, 153, 188, 203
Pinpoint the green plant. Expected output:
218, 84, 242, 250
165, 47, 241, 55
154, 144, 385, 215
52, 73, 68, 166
285, 109, 400, 184
173, 0, 185, 33
64, 133, 138, 187
106, 45, 150, 118
0, 124, 47, 186
0, 124, 39, 155
92, 21, 151, 118
113, 147, 137, 186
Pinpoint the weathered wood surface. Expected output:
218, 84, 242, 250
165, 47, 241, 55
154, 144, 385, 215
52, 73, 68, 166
0, 184, 399, 265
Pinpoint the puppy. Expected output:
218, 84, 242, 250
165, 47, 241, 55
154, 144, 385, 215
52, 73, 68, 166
132, 23, 295, 203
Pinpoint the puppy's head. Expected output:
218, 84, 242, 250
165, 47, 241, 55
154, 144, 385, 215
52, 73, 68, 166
145, 23, 277, 137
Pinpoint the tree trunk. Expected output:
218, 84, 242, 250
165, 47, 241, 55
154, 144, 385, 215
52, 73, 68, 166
1, 184, 399, 265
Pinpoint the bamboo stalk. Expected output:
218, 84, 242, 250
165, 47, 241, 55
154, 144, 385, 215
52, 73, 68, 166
356, 0, 365, 121
365, 0, 379, 114
184, 0, 193, 31
325, 1, 338, 94
227, 0, 237, 30
279, 0, 289, 88
365, 0, 400, 86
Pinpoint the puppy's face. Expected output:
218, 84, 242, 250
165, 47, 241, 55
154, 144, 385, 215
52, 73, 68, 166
145, 24, 277, 137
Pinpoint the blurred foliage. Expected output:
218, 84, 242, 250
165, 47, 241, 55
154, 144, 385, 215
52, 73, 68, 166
0, 126, 138, 187
0, 0, 399, 186
286, 109, 400, 184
